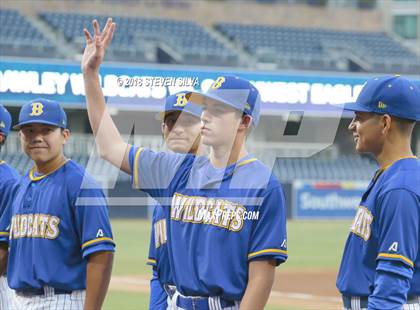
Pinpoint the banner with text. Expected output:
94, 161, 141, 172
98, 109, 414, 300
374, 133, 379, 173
293, 180, 369, 218
2, 58, 417, 114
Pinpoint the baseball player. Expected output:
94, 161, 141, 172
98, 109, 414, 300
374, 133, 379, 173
336, 76, 420, 310
82, 18, 287, 309
0, 98, 115, 310
0, 104, 19, 310
148, 92, 204, 310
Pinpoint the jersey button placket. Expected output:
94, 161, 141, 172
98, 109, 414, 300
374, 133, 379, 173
23, 183, 35, 209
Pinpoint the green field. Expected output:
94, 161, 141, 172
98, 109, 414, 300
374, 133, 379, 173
103, 219, 350, 309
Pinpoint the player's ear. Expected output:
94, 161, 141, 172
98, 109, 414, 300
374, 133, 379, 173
240, 114, 252, 131
62, 128, 71, 144
381, 114, 392, 135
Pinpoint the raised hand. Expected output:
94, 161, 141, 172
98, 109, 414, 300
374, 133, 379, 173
82, 18, 116, 73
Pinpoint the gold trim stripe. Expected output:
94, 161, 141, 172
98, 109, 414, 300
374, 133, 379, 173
81, 237, 114, 249
248, 248, 288, 259
133, 147, 144, 188
378, 253, 414, 267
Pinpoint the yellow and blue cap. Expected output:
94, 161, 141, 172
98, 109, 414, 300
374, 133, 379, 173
14, 98, 67, 130
0, 104, 12, 137
343, 75, 420, 121
157, 91, 202, 120
186, 75, 261, 126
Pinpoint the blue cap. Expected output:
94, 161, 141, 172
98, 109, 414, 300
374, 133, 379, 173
186, 76, 261, 126
14, 98, 67, 129
157, 91, 202, 120
0, 105, 12, 137
343, 75, 420, 121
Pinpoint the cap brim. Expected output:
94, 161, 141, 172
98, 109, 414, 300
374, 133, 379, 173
13, 120, 65, 130
154, 109, 201, 121
186, 91, 241, 112
339, 102, 373, 113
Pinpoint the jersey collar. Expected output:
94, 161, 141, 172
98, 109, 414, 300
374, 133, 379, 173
374, 155, 417, 181
29, 159, 70, 182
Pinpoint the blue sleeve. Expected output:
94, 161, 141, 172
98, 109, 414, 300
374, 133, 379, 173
73, 187, 115, 258
368, 262, 411, 310
150, 267, 168, 310
129, 146, 187, 200
147, 208, 157, 267
248, 186, 288, 265
376, 189, 419, 269
0, 180, 18, 244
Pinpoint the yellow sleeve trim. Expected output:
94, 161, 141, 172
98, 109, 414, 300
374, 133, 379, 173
133, 147, 144, 189
0, 232, 9, 236
237, 158, 258, 168
378, 253, 414, 267
81, 237, 114, 249
147, 258, 157, 265
248, 248, 288, 259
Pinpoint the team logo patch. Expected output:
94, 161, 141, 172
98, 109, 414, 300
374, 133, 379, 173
211, 76, 226, 89
30, 102, 44, 116
388, 242, 399, 252
350, 206, 373, 241
96, 229, 104, 238
0, 121, 5, 128
174, 93, 188, 107
378, 101, 387, 109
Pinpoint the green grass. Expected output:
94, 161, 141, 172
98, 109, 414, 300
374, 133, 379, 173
284, 220, 349, 269
104, 290, 149, 310
110, 219, 351, 275
107, 219, 351, 309
110, 219, 152, 276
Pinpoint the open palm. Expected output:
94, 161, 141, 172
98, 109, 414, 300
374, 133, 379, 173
81, 18, 116, 73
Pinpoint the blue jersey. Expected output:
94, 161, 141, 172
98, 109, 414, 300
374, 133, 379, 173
0, 160, 115, 291
0, 161, 19, 218
130, 147, 288, 301
148, 205, 174, 284
337, 158, 420, 296
148, 205, 171, 310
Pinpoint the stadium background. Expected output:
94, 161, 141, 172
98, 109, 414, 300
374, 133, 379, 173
0, 0, 419, 309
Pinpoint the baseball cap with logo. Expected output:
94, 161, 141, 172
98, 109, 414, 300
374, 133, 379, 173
0, 104, 12, 137
186, 75, 261, 126
343, 75, 420, 121
156, 91, 203, 120
14, 98, 68, 130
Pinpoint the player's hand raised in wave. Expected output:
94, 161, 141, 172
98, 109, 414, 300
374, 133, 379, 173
82, 18, 116, 73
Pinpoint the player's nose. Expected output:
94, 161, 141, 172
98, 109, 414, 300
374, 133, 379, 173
348, 119, 356, 132
201, 110, 211, 124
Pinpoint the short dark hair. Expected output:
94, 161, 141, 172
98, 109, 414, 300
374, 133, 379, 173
392, 115, 416, 135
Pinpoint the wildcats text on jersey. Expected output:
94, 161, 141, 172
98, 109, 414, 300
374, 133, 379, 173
350, 206, 373, 241
154, 218, 167, 249
9, 213, 60, 240
171, 193, 248, 232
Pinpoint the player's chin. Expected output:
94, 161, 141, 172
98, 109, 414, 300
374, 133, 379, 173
200, 135, 214, 147
354, 142, 367, 153
28, 151, 52, 163
167, 140, 191, 153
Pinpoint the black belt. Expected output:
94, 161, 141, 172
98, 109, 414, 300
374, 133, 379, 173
342, 295, 420, 309
16, 287, 73, 296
